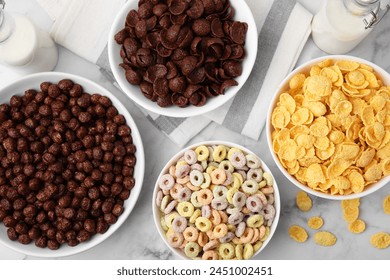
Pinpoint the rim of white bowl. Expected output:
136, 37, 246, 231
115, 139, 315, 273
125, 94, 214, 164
152, 140, 281, 260
108, 0, 258, 118
0, 72, 145, 257
266, 55, 390, 200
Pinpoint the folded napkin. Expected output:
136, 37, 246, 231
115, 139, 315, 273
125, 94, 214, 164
37, 0, 313, 147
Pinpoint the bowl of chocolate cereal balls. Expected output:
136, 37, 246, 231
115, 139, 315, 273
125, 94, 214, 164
108, 0, 258, 117
153, 141, 280, 260
0, 72, 145, 257
266, 55, 390, 200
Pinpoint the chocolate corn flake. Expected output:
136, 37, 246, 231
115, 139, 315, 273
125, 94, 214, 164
115, 0, 248, 108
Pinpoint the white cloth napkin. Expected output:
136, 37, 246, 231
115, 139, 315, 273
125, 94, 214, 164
37, 0, 126, 63
37, 0, 313, 147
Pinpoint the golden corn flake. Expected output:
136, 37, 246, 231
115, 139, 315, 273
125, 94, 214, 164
377, 142, 390, 160
364, 163, 382, 182
306, 101, 327, 117
348, 219, 366, 234
359, 63, 374, 72
350, 98, 366, 115
289, 73, 306, 90
359, 68, 380, 88
317, 59, 333, 68
314, 231, 337, 246
346, 70, 368, 88
335, 60, 359, 72
331, 66, 344, 87
291, 107, 310, 125
342, 206, 359, 223
278, 139, 298, 162
310, 65, 321, 76
288, 225, 308, 243
306, 163, 326, 184
279, 93, 296, 114
310, 122, 330, 138
342, 83, 360, 96
314, 136, 330, 150
383, 195, 390, 215
382, 159, 390, 176
307, 216, 324, 230
370, 95, 386, 112
290, 125, 310, 138
327, 159, 352, 179
271, 107, 290, 129
362, 106, 375, 126
370, 232, 390, 249
296, 191, 313, 212
270, 58, 390, 196
320, 67, 339, 83
334, 100, 353, 117
348, 171, 365, 194
341, 198, 360, 209
330, 130, 346, 145
335, 143, 361, 161
356, 148, 376, 168
305, 75, 332, 97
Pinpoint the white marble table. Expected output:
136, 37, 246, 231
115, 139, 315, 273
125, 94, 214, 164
0, 0, 390, 260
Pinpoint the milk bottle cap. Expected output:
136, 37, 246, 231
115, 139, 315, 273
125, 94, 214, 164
360, 0, 390, 28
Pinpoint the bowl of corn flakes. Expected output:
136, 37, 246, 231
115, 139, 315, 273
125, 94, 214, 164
152, 141, 280, 259
266, 55, 390, 200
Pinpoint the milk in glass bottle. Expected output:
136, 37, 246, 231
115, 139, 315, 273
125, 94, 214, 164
312, 0, 390, 54
0, 0, 58, 74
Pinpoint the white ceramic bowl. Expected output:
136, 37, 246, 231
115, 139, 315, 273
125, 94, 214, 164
266, 55, 390, 200
108, 0, 258, 118
0, 72, 145, 257
152, 141, 280, 259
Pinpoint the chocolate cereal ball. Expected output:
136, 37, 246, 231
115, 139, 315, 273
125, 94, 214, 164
0, 79, 137, 250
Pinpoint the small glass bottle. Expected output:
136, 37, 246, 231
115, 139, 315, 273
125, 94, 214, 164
311, 0, 389, 54
0, 0, 58, 74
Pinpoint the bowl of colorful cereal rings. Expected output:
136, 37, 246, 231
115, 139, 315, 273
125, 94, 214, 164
266, 55, 390, 200
153, 141, 280, 260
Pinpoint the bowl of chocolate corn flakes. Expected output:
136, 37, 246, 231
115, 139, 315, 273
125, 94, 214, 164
108, 0, 258, 117
152, 141, 280, 260
0, 72, 145, 257
266, 55, 390, 200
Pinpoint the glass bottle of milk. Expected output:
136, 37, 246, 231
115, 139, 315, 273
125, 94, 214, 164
0, 0, 58, 74
312, 0, 389, 54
